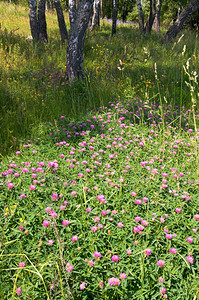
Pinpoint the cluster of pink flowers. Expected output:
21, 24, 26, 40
108, 277, 120, 286
43, 220, 50, 227
80, 282, 86, 290
187, 256, 194, 264
51, 193, 58, 201
16, 287, 22, 295
71, 235, 78, 242
94, 251, 101, 259
169, 248, 177, 254
62, 219, 70, 226
111, 255, 119, 262
157, 260, 165, 267
145, 248, 151, 256
50, 210, 57, 218
7, 182, 14, 189
96, 194, 107, 203
88, 260, 95, 266
66, 262, 74, 272
47, 239, 54, 246
120, 273, 127, 280
18, 261, 25, 268
117, 222, 124, 228
186, 237, 193, 243
194, 214, 199, 220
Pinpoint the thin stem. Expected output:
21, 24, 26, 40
53, 221, 72, 299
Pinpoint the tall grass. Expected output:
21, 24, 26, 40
0, 2, 199, 156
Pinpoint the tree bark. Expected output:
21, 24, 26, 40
91, 0, 100, 30
46, 0, 53, 10
66, 0, 93, 82
100, 0, 103, 19
54, 0, 68, 42
38, 0, 48, 42
153, 0, 162, 32
145, 0, 156, 34
112, 0, 117, 36
27, 0, 39, 40
164, 0, 199, 43
177, 2, 182, 20
136, 0, 145, 33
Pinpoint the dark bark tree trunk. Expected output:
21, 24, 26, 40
28, 0, 39, 40
136, 0, 145, 33
54, 0, 68, 42
164, 0, 199, 43
177, 2, 182, 20
66, 0, 93, 82
153, 0, 162, 32
100, 0, 103, 19
46, 0, 53, 10
145, 0, 156, 34
91, 0, 100, 30
27, 0, 48, 42
38, 0, 48, 42
112, 0, 117, 36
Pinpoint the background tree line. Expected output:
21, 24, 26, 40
2, 0, 199, 29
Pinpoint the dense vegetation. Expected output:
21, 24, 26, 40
0, 2, 199, 300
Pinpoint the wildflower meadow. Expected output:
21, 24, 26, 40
0, 2, 199, 300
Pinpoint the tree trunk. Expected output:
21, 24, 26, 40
112, 0, 117, 36
153, 0, 162, 32
100, 0, 103, 19
164, 0, 199, 43
38, 0, 48, 42
91, 0, 100, 30
66, 0, 93, 82
145, 0, 156, 34
54, 0, 68, 42
28, 0, 39, 40
46, 0, 53, 10
136, 0, 145, 33
177, 2, 182, 20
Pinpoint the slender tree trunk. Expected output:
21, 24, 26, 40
91, 0, 100, 30
112, 0, 117, 36
145, 0, 156, 34
28, 0, 39, 40
66, 0, 93, 82
46, 0, 53, 10
164, 0, 199, 43
38, 0, 48, 42
153, 0, 162, 32
54, 0, 68, 42
177, 2, 182, 20
100, 0, 103, 19
136, 0, 145, 33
